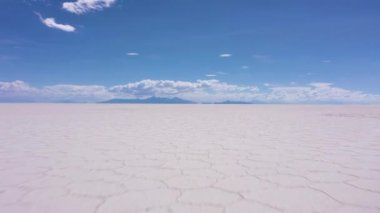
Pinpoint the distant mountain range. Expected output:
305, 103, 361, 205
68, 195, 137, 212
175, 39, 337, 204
100, 97, 265, 104
215, 101, 249, 104
100, 97, 195, 104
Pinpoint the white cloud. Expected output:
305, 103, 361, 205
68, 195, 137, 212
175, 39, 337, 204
127, 52, 139, 56
0, 80, 39, 102
63, 0, 116, 14
0, 81, 111, 102
0, 80, 36, 94
1, 80, 379, 103
44, 84, 112, 102
110, 79, 259, 102
266, 82, 380, 103
309, 82, 332, 88
219, 54, 232, 58
35, 13, 75, 32
322, 60, 332, 63
241, 66, 249, 69
206, 74, 217, 77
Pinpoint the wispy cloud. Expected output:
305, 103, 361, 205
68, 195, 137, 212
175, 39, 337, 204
252, 54, 273, 63
1, 80, 379, 103
241, 66, 249, 69
126, 52, 139, 56
206, 74, 217, 77
0, 55, 18, 62
322, 59, 332, 63
35, 12, 75, 32
62, 0, 116, 14
219, 53, 232, 58
216, 71, 227, 75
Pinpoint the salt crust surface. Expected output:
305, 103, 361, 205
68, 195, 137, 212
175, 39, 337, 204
0, 104, 379, 212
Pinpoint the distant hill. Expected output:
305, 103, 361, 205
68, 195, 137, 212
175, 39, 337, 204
215, 100, 252, 104
214, 100, 265, 104
101, 97, 269, 104
100, 97, 195, 104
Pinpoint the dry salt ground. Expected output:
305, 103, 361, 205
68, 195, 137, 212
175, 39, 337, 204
0, 104, 380, 213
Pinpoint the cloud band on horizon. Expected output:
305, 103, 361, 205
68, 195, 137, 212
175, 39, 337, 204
1, 80, 379, 103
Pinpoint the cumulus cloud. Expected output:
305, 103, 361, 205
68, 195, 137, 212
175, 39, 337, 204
0, 80, 39, 102
110, 79, 260, 102
35, 12, 75, 32
1, 80, 379, 103
0, 80, 36, 94
266, 82, 380, 103
219, 54, 232, 58
63, 0, 116, 14
0, 81, 111, 102
44, 84, 112, 102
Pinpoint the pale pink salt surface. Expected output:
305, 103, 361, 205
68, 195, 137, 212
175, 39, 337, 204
0, 104, 380, 213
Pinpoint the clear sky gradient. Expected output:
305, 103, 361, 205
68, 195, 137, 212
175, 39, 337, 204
1, 0, 380, 103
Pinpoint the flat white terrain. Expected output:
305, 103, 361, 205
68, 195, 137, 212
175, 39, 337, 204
0, 104, 380, 213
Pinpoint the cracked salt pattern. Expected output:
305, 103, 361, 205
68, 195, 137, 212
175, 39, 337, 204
0, 104, 380, 212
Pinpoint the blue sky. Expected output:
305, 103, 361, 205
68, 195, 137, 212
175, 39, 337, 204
1, 0, 380, 103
